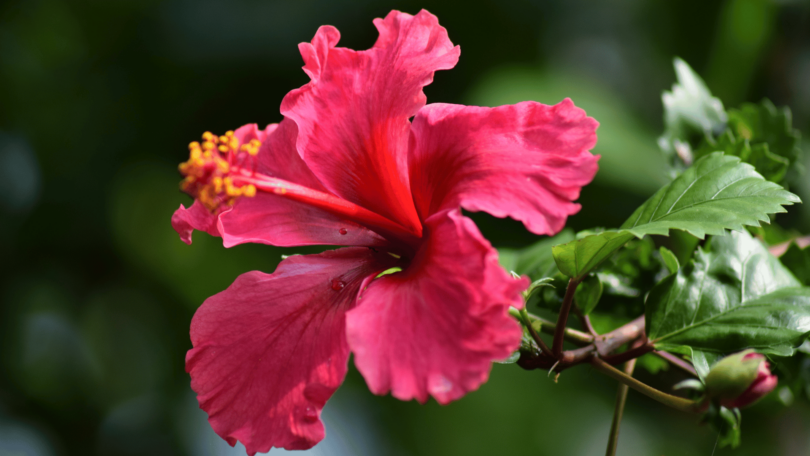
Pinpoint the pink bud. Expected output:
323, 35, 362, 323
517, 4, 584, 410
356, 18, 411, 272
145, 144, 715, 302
720, 353, 778, 409
705, 351, 778, 409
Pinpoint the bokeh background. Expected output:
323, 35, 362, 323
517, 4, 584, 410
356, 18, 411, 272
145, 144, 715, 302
2, 0, 810, 454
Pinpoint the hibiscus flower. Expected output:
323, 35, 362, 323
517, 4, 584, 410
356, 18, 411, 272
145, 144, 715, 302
171, 9, 598, 455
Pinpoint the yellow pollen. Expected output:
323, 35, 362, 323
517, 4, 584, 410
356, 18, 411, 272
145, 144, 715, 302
178, 129, 264, 212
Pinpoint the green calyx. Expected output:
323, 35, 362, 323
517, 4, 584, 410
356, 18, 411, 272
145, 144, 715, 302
704, 350, 762, 401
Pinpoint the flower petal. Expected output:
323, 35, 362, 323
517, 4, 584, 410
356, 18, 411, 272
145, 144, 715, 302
409, 100, 599, 235
219, 119, 388, 247
281, 10, 460, 236
186, 248, 394, 454
171, 199, 220, 245
346, 209, 528, 404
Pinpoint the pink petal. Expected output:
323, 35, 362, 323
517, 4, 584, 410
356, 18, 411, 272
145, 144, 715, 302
409, 100, 599, 235
219, 119, 388, 247
346, 209, 528, 404
171, 199, 221, 245
186, 248, 395, 454
281, 10, 460, 236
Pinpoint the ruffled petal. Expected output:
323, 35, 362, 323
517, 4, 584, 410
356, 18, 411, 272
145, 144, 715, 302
219, 119, 388, 247
171, 199, 220, 245
186, 248, 395, 455
409, 100, 599, 235
281, 10, 460, 236
346, 209, 528, 404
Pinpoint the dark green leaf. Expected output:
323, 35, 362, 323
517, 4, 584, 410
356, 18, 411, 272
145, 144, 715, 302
781, 242, 810, 286
552, 153, 800, 280
574, 274, 603, 315
646, 230, 810, 357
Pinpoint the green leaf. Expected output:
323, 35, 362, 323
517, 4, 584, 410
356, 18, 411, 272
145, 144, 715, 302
646, 230, 810, 357
499, 228, 574, 281
659, 246, 680, 274
694, 130, 790, 184
552, 153, 800, 280
574, 274, 602, 315
659, 58, 727, 172
781, 242, 810, 286
727, 100, 802, 180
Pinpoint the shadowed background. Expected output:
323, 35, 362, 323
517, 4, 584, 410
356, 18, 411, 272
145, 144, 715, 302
1, 0, 810, 454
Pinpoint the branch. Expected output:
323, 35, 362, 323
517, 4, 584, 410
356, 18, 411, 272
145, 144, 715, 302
591, 358, 699, 413
553, 278, 579, 357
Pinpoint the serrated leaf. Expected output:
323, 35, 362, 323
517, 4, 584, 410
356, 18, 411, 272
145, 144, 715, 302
574, 274, 602, 314
781, 242, 810, 286
552, 153, 800, 280
659, 58, 727, 172
499, 229, 574, 281
646, 230, 810, 357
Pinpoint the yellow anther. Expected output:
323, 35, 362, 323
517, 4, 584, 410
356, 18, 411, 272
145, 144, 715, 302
203, 141, 215, 151
243, 184, 256, 197
219, 135, 229, 144
189, 141, 200, 150
218, 145, 229, 153
225, 130, 234, 136
217, 160, 229, 173
190, 148, 201, 160
212, 176, 223, 193
202, 132, 215, 141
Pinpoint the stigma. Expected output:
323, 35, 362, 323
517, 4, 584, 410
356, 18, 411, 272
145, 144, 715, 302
178, 130, 261, 212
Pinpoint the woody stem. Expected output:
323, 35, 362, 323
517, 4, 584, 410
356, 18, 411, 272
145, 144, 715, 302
553, 278, 579, 358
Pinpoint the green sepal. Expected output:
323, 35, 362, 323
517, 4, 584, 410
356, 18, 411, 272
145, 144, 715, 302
704, 350, 761, 401
659, 246, 680, 274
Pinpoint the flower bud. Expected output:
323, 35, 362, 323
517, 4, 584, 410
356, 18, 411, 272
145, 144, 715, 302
704, 350, 778, 409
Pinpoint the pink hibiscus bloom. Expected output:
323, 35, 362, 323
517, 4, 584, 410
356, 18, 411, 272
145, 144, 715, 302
172, 10, 598, 455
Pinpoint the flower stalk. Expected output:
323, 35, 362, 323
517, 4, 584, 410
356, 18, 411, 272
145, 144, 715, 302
591, 358, 699, 413
605, 358, 637, 456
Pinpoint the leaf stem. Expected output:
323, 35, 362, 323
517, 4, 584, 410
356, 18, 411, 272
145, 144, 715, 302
605, 358, 637, 456
519, 308, 553, 357
553, 278, 580, 357
508, 308, 594, 346
591, 358, 699, 413
653, 350, 698, 377
575, 305, 599, 337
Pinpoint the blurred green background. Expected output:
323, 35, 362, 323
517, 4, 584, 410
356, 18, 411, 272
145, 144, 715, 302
2, 0, 810, 454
